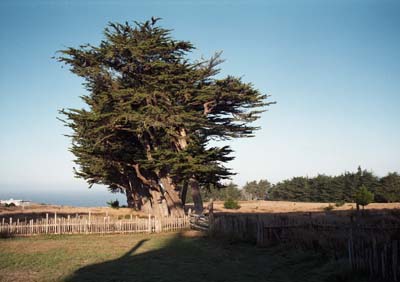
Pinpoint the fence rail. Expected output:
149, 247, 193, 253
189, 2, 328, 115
0, 213, 190, 236
188, 213, 209, 231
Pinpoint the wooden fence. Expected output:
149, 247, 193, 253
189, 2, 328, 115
188, 213, 209, 231
210, 213, 400, 282
261, 223, 400, 281
0, 213, 190, 236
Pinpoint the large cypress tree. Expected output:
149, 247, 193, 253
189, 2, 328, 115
58, 18, 271, 216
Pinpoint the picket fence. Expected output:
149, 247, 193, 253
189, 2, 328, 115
0, 213, 190, 236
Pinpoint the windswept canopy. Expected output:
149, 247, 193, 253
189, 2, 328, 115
58, 18, 273, 214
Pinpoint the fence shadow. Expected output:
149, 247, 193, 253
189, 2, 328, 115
61, 209, 400, 282
63, 232, 206, 282
62, 230, 362, 282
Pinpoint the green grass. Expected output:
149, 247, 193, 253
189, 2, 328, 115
0, 232, 367, 282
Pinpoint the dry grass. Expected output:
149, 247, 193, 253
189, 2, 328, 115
0, 204, 145, 221
211, 200, 400, 214
1, 201, 399, 221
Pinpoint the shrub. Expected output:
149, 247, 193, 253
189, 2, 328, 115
224, 198, 241, 209
354, 185, 374, 209
335, 200, 345, 207
107, 199, 120, 209
5, 203, 16, 208
323, 204, 334, 211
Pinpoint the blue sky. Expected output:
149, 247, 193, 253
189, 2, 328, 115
0, 0, 399, 204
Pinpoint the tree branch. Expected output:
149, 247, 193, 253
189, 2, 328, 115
203, 101, 216, 115
132, 163, 159, 190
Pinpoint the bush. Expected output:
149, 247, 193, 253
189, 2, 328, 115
354, 185, 374, 209
323, 204, 334, 211
5, 203, 16, 208
224, 198, 241, 209
335, 200, 345, 207
107, 199, 120, 209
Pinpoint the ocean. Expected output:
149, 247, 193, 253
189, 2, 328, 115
0, 186, 127, 207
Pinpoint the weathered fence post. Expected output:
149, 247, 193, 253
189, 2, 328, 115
208, 199, 214, 235
46, 213, 49, 234
348, 226, 353, 269
188, 209, 192, 229
148, 214, 152, 233
256, 215, 264, 246
54, 212, 58, 234
8, 217, 12, 234
88, 211, 91, 233
393, 240, 398, 282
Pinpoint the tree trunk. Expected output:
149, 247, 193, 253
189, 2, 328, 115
177, 128, 204, 212
190, 177, 203, 214
180, 182, 188, 206
135, 177, 184, 217
125, 190, 135, 208
141, 189, 169, 217
160, 177, 185, 217
127, 177, 142, 210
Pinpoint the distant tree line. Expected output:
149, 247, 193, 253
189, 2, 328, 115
185, 167, 399, 203
186, 180, 271, 202
267, 167, 400, 203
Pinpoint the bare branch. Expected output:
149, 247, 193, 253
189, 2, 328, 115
203, 101, 216, 115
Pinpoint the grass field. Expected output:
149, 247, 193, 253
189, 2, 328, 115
0, 231, 367, 282
1, 201, 399, 221
212, 200, 400, 213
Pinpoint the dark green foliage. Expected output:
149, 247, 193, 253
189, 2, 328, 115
4, 203, 16, 208
374, 172, 400, 202
354, 186, 374, 208
107, 199, 120, 209
335, 200, 345, 207
223, 198, 241, 209
57, 19, 271, 211
268, 167, 399, 203
185, 182, 242, 202
202, 182, 242, 201
186, 179, 272, 202
243, 179, 270, 200
268, 176, 310, 201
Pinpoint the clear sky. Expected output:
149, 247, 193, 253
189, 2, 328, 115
0, 0, 399, 205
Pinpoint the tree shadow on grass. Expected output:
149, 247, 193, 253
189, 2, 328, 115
63, 231, 366, 282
